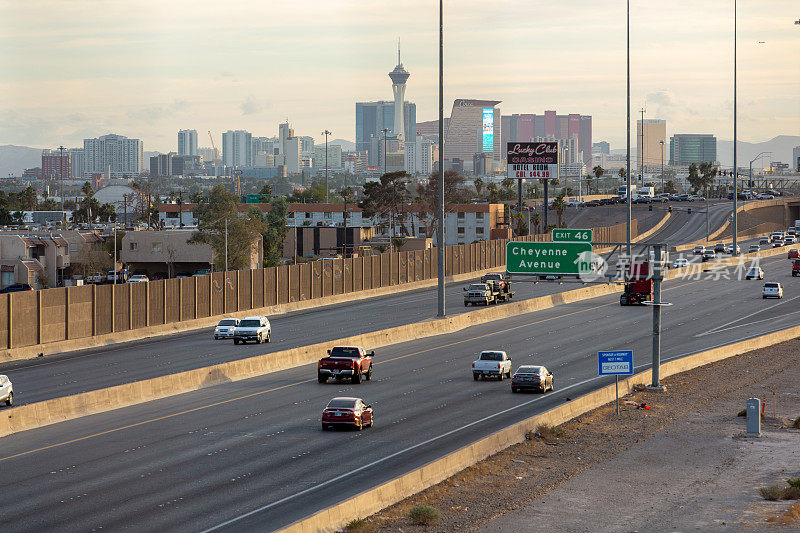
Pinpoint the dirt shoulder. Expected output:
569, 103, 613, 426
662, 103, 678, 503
357, 338, 800, 532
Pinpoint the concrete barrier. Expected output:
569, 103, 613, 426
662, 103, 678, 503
278, 311, 800, 533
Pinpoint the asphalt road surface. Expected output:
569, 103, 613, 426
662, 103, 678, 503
0, 252, 796, 532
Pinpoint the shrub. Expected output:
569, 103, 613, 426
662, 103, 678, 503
784, 486, 800, 500
408, 504, 441, 526
534, 424, 563, 440
761, 485, 786, 501
737, 409, 747, 417
788, 478, 800, 489
344, 518, 375, 532
793, 416, 800, 429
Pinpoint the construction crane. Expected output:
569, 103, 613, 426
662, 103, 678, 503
233, 169, 242, 197
207, 130, 221, 165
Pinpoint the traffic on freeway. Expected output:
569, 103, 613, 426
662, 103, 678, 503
0, 251, 796, 532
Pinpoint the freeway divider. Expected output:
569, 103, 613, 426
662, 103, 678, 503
0, 246, 789, 438
277, 277, 800, 533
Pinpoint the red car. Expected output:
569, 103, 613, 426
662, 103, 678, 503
321, 397, 373, 431
788, 249, 799, 259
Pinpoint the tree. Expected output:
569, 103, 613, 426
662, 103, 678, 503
360, 171, 410, 237
664, 180, 677, 194
698, 161, 717, 197
551, 195, 567, 227
414, 169, 469, 239
618, 167, 626, 178
39, 198, 59, 211
486, 182, 500, 203
501, 178, 515, 191
81, 181, 94, 196
189, 184, 266, 271
258, 183, 273, 200
473, 177, 484, 198
287, 181, 327, 203
513, 212, 528, 237
686, 163, 702, 192
98, 203, 116, 222
531, 212, 541, 235
263, 197, 289, 266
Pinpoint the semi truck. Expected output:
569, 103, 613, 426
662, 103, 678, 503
619, 261, 653, 306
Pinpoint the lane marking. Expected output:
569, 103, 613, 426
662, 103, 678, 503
0, 277, 718, 463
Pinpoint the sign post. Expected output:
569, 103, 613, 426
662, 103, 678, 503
506, 241, 592, 276
598, 350, 634, 414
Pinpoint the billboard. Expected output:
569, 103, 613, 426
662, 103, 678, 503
482, 108, 494, 152
506, 141, 559, 179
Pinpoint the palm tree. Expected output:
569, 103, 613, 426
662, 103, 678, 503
552, 195, 567, 227
531, 212, 541, 235
81, 181, 94, 196
592, 166, 604, 194
473, 177, 484, 198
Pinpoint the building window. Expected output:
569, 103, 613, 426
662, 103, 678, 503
130, 242, 138, 251
287, 212, 294, 218
457, 227, 465, 234
69, 243, 78, 252
305, 212, 311, 219
476, 227, 484, 235
324, 212, 332, 218
152, 242, 162, 253
418, 227, 426, 235
457, 212, 465, 219
476, 212, 484, 220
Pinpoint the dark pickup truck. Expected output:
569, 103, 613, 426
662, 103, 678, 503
317, 346, 374, 384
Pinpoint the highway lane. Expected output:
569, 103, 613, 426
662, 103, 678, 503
0, 227, 768, 406
645, 200, 733, 246
0, 252, 797, 532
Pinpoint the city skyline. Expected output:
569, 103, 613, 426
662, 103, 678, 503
1, 0, 798, 153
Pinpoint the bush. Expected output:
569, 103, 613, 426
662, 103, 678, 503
534, 423, 563, 441
761, 485, 786, 501
408, 504, 441, 526
737, 409, 747, 417
345, 518, 375, 532
784, 486, 800, 500
793, 416, 800, 429
788, 478, 800, 489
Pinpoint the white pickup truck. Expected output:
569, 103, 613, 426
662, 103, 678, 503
472, 350, 512, 381
233, 316, 271, 344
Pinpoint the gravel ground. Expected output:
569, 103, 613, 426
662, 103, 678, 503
356, 338, 800, 533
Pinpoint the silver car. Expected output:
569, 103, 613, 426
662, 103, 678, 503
213, 318, 240, 340
0, 374, 12, 407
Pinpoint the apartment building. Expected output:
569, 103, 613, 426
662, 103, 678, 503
0, 234, 70, 288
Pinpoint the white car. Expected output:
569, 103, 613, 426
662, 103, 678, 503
762, 282, 783, 299
748, 244, 760, 253
745, 267, 764, 280
693, 245, 706, 255
472, 350, 513, 381
213, 318, 240, 340
127, 275, 149, 283
672, 258, 690, 268
233, 316, 271, 344
726, 244, 741, 255
773, 239, 785, 248
0, 374, 12, 407
757, 193, 775, 200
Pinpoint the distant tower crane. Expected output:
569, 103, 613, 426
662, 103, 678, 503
207, 130, 221, 165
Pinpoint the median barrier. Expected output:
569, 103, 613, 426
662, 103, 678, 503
278, 300, 800, 533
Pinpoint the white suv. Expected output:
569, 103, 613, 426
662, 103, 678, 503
0, 374, 12, 407
762, 282, 783, 299
233, 316, 271, 344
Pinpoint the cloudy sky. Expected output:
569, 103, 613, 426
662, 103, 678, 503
1, 0, 798, 152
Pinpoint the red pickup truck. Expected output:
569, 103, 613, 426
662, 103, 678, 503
318, 346, 374, 384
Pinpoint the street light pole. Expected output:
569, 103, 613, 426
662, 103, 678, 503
732, 0, 739, 256
437, 0, 445, 318
625, 0, 631, 258
322, 130, 332, 203
113, 225, 117, 285
659, 140, 665, 194
224, 217, 228, 272
749, 151, 770, 194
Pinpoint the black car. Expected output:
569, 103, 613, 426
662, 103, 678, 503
0, 283, 34, 293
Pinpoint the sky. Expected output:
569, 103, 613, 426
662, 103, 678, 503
0, 0, 798, 153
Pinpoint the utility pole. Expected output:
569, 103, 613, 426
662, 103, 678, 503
322, 130, 332, 203
224, 217, 229, 272
639, 107, 646, 184
59, 145, 65, 225
437, 0, 445, 318
113, 226, 117, 285
659, 140, 665, 193
649, 244, 665, 391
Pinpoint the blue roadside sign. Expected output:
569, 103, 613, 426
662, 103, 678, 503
598, 350, 634, 376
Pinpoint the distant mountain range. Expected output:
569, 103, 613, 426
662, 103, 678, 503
0, 145, 42, 178
327, 138, 355, 151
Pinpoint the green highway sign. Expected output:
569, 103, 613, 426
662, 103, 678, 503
552, 228, 593, 243
246, 194, 262, 204
506, 241, 592, 275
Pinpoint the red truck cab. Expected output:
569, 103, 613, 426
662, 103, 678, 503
792, 260, 800, 277
318, 346, 374, 384
620, 261, 653, 306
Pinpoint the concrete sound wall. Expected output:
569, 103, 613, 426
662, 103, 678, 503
0, 221, 632, 362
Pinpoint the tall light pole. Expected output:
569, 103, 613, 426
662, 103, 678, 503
224, 217, 228, 272
322, 130, 332, 203
732, 0, 739, 256
59, 145, 65, 225
749, 151, 770, 192
113, 225, 117, 285
625, 0, 631, 257
437, 0, 445, 318
659, 140, 665, 193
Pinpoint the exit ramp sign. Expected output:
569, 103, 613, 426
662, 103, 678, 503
552, 228, 592, 243
506, 241, 592, 275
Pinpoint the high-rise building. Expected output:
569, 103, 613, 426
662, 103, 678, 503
793, 146, 800, 172
404, 136, 435, 176
355, 101, 417, 155
669, 134, 717, 166
389, 47, 410, 141
636, 119, 667, 173
177, 129, 198, 156
252, 137, 278, 167
68, 148, 85, 178
313, 143, 343, 170
501, 111, 592, 165
84, 134, 143, 177
444, 99, 501, 172
222, 130, 253, 167
278, 122, 293, 157
284, 137, 302, 174
150, 153, 175, 177
41, 149, 72, 180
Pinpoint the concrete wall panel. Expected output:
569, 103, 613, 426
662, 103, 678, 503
277, 266, 289, 304
164, 279, 180, 324
113, 284, 130, 332
39, 289, 65, 344
288, 265, 299, 303
149, 280, 165, 326
179, 278, 195, 321
69, 285, 94, 340
95, 285, 113, 335
131, 282, 148, 329
343, 258, 353, 293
